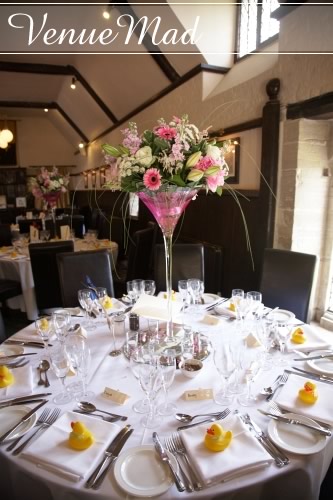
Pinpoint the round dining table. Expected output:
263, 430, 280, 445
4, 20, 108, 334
0, 303, 333, 500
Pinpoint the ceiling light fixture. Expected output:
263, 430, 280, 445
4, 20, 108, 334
70, 77, 77, 90
44, 108, 49, 113
0, 136, 8, 149
103, 10, 110, 20
78, 142, 85, 149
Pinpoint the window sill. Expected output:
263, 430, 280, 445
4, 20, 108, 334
320, 310, 333, 332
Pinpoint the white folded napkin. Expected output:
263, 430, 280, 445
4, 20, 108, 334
287, 325, 333, 352
22, 411, 121, 481
276, 373, 333, 426
0, 365, 33, 400
131, 294, 183, 321
180, 414, 273, 486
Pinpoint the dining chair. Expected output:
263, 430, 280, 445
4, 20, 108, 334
113, 223, 157, 297
29, 240, 74, 311
0, 278, 22, 341
259, 248, 317, 323
154, 243, 204, 293
0, 223, 12, 246
57, 249, 114, 307
18, 219, 43, 234
69, 215, 85, 238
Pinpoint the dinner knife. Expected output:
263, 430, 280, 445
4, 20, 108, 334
0, 399, 47, 443
0, 353, 37, 360
0, 398, 47, 409
289, 367, 333, 384
153, 432, 186, 492
293, 353, 333, 361
92, 428, 134, 490
85, 425, 131, 488
0, 393, 52, 408
5, 340, 50, 348
258, 409, 332, 437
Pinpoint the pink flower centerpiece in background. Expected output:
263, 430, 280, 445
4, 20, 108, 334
102, 115, 231, 340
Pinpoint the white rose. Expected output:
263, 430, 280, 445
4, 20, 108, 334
206, 144, 221, 161
135, 146, 153, 167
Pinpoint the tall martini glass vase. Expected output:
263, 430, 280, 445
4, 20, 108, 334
138, 187, 198, 342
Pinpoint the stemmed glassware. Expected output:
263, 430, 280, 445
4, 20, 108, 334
238, 350, 261, 407
246, 291, 263, 318
78, 289, 95, 330
52, 310, 71, 344
137, 348, 163, 428
214, 342, 236, 406
75, 343, 95, 400
126, 280, 144, 303
274, 320, 292, 366
129, 345, 150, 414
157, 349, 177, 416
143, 280, 156, 296
178, 280, 189, 326
49, 344, 72, 405
187, 278, 201, 306
35, 316, 52, 352
65, 335, 86, 396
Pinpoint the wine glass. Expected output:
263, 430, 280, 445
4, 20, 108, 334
52, 310, 71, 344
274, 320, 292, 366
238, 350, 261, 407
49, 344, 72, 405
137, 349, 163, 428
75, 343, 95, 400
35, 316, 52, 351
187, 278, 201, 305
214, 342, 236, 406
129, 345, 150, 414
78, 289, 94, 330
143, 280, 156, 296
157, 349, 177, 416
65, 335, 86, 396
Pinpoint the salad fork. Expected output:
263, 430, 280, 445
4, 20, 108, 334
6, 407, 51, 452
13, 408, 61, 455
266, 372, 289, 401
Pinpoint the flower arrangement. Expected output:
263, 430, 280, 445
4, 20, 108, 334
102, 115, 231, 195
30, 166, 69, 199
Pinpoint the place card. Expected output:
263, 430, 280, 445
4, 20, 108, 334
183, 389, 213, 401
60, 225, 71, 240
201, 314, 221, 326
103, 387, 129, 405
30, 225, 39, 242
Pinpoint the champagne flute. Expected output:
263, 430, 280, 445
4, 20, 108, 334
65, 335, 86, 396
137, 350, 162, 428
49, 344, 72, 405
213, 342, 236, 406
238, 350, 261, 407
78, 289, 94, 330
52, 310, 71, 344
157, 349, 177, 416
75, 343, 95, 400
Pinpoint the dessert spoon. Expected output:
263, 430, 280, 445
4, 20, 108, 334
39, 360, 51, 387
77, 401, 128, 420
175, 411, 222, 423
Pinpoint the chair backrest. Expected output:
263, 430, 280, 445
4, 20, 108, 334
259, 248, 317, 323
126, 224, 157, 281
98, 215, 126, 258
18, 219, 43, 234
203, 243, 223, 294
57, 249, 114, 307
0, 279, 23, 342
154, 243, 204, 293
0, 223, 12, 246
29, 240, 74, 310
69, 215, 85, 238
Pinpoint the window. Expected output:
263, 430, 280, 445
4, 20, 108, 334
238, 0, 280, 59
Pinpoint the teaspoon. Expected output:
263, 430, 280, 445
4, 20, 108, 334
77, 401, 127, 420
175, 411, 223, 423
39, 360, 51, 387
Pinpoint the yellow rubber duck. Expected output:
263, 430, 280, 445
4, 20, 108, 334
68, 421, 94, 450
101, 296, 113, 310
298, 381, 318, 404
204, 423, 233, 452
0, 365, 15, 388
163, 290, 176, 301
40, 318, 49, 331
291, 327, 306, 344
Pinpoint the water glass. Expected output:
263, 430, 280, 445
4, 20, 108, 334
231, 289, 245, 318
187, 278, 201, 305
213, 342, 236, 405
35, 316, 52, 350
246, 291, 263, 317
129, 346, 150, 414
238, 350, 261, 407
143, 280, 156, 296
49, 344, 72, 405
109, 313, 125, 356
52, 310, 71, 344
157, 349, 177, 416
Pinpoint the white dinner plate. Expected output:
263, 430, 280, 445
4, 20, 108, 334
114, 445, 178, 497
307, 350, 333, 376
266, 309, 295, 323
267, 412, 327, 455
0, 344, 24, 366
202, 293, 220, 304
0, 405, 37, 440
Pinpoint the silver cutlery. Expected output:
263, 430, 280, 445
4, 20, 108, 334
240, 413, 289, 467
153, 432, 186, 493
165, 436, 194, 492
85, 425, 132, 489
169, 432, 203, 491
205, 297, 228, 311
6, 407, 51, 451
0, 352, 37, 361
177, 408, 231, 431
73, 409, 125, 423
269, 401, 332, 431
293, 353, 333, 362
289, 367, 333, 384
260, 374, 282, 396
175, 411, 223, 423
10, 360, 29, 369
12, 407, 61, 455
77, 401, 128, 420
0, 393, 52, 408
258, 409, 332, 437
5, 340, 49, 348
0, 400, 47, 444
266, 372, 289, 401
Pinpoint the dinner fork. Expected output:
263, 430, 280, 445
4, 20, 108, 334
266, 372, 289, 401
5, 407, 51, 452
164, 436, 194, 493
269, 401, 332, 431
12, 408, 61, 455
73, 409, 125, 423
170, 433, 203, 491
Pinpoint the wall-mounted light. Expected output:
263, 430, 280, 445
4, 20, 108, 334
70, 77, 77, 90
83, 172, 88, 189
0, 136, 8, 149
0, 128, 13, 144
78, 142, 85, 149
44, 108, 49, 113
102, 10, 110, 19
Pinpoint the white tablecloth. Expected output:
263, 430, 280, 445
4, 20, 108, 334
1, 313, 333, 500
0, 239, 118, 321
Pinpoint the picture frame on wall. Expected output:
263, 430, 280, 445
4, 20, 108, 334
224, 137, 240, 184
16, 196, 27, 208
